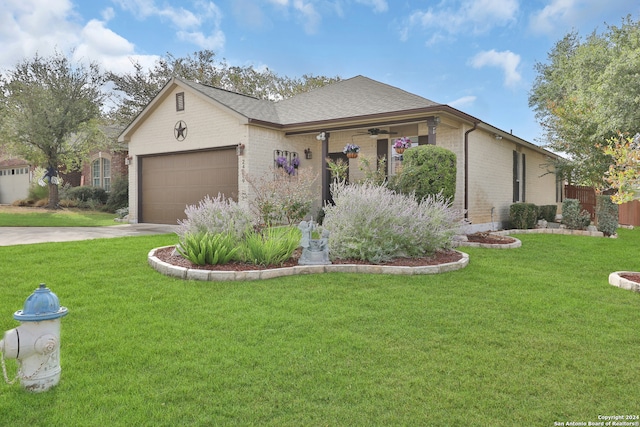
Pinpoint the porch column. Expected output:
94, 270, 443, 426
321, 132, 330, 204
427, 116, 440, 146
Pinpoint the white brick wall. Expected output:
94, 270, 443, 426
127, 86, 249, 222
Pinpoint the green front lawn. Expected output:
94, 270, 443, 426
0, 207, 116, 227
0, 231, 638, 426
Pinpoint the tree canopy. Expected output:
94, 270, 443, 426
528, 15, 640, 188
0, 52, 108, 208
107, 50, 341, 127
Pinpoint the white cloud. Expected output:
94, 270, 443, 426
403, 0, 518, 41
529, 0, 640, 36
448, 95, 477, 109
529, 0, 578, 35
354, 0, 388, 13
111, 0, 225, 49
71, 19, 161, 74
0, 0, 80, 70
293, 0, 322, 34
469, 49, 522, 88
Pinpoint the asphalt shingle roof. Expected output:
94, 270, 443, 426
179, 75, 441, 127
274, 75, 441, 124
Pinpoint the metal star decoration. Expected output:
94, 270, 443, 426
174, 121, 187, 141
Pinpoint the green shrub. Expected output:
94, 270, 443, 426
240, 226, 301, 266
27, 180, 49, 202
177, 232, 240, 266
561, 199, 591, 230
537, 205, 558, 222
66, 186, 108, 204
105, 175, 129, 212
323, 181, 464, 263
509, 203, 538, 229
596, 195, 619, 236
390, 145, 456, 202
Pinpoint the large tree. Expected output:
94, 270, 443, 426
107, 50, 340, 127
0, 52, 108, 208
529, 15, 640, 188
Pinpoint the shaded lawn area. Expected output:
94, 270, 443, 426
0, 207, 116, 227
0, 230, 638, 426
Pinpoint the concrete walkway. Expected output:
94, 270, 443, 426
0, 223, 178, 246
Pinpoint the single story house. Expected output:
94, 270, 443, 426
118, 75, 561, 231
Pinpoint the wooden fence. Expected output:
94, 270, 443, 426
619, 200, 640, 226
564, 185, 640, 226
565, 185, 596, 220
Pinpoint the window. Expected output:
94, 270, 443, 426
176, 92, 185, 111
513, 151, 527, 202
92, 158, 111, 191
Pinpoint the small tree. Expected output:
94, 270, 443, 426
0, 52, 108, 208
601, 132, 640, 204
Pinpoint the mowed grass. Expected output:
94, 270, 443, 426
0, 206, 116, 227
0, 230, 638, 426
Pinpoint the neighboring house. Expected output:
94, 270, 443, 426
119, 75, 561, 230
0, 155, 31, 205
79, 150, 128, 192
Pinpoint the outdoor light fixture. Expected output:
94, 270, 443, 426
316, 132, 326, 141
236, 143, 245, 156
304, 148, 313, 159
427, 116, 441, 133
494, 134, 503, 140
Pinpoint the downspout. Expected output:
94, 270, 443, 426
464, 123, 478, 220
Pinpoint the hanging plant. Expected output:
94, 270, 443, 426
393, 137, 412, 154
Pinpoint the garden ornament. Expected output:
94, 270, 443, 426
298, 220, 331, 265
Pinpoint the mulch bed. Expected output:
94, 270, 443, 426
153, 246, 463, 272
465, 232, 517, 244
619, 273, 640, 284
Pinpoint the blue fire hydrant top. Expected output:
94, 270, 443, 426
14, 284, 68, 321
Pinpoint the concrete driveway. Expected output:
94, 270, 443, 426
0, 223, 178, 246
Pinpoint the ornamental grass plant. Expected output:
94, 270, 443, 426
240, 226, 301, 266
0, 231, 639, 425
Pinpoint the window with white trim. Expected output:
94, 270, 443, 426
92, 158, 111, 191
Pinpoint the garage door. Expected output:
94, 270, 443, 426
140, 148, 238, 224
0, 167, 30, 205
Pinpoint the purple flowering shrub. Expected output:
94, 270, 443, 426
323, 182, 465, 263
177, 193, 253, 240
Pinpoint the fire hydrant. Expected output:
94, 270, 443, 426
0, 284, 68, 392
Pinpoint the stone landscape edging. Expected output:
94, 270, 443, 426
148, 246, 469, 282
608, 272, 640, 293
455, 237, 521, 249
492, 228, 605, 238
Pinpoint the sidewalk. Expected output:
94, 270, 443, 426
0, 223, 178, 246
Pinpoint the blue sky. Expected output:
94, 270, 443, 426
2, 0, 639, 144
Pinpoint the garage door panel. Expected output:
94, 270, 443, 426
140, 149, 238, 224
